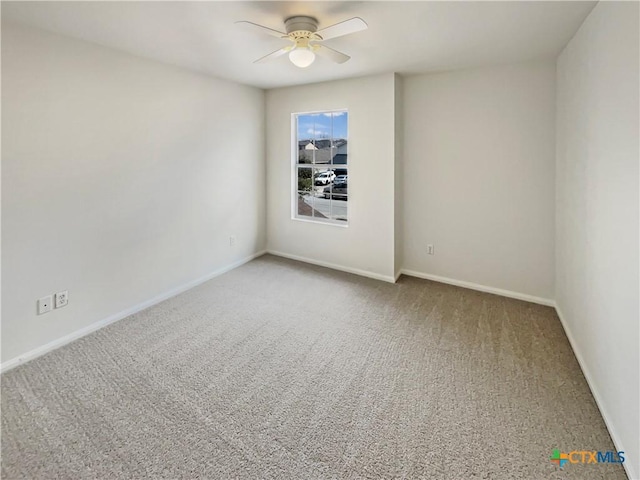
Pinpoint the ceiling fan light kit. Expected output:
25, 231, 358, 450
289, 47, 316, 68
236, 15, 368, 68
286, 20, 318, 68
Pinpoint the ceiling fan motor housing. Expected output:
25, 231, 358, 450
284, 16, 318, 35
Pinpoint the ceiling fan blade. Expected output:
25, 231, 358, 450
254, 46, 291, 64
235, 21, 287, 39
314, 45, 350, 64
316, 17, 367, 41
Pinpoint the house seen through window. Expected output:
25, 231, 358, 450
294, 110, 348, 224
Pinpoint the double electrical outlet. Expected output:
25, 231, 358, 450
38, 290, 68, 315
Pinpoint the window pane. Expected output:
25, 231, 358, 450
297, 167, 313, 193
298, 141, 313, 164
297, 190, 331, 220
331, 112, 348, 165
297, 114, 315, 164
329, 180, 348, 201
332, 169, 348, 184
324, 170, 348, 221
297, 114, 316, 142
313, 167, 334, 188
311, 167, 332, 219
329, 194, 348, 222
314, 114, 332, 165
297, 113, 333, 164
297, 191, 313, 218
312, 188, 332, 219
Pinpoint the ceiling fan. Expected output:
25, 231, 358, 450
236, 16, 368, 68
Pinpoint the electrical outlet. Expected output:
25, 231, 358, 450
55, 290, 68, 309
230, 235, 236, 247
38, 295, 53, 315
427, 244, 434, 255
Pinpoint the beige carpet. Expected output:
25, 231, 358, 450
1, 255, 626, 479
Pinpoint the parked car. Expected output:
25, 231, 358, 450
314, 171, 335, 185
323, 177, 348, 199
333, 175, 348, 184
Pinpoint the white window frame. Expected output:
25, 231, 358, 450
291, 109, 349, 227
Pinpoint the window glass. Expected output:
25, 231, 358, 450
293, 111, 348, 224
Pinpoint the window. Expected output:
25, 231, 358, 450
293, 110, 348, 225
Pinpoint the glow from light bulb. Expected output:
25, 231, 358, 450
289, 48, 315, 68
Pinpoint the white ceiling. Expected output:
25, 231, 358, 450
2, 1, 596, 89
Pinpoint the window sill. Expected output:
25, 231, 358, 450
291, 216, 349, 228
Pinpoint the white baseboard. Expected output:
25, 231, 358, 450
266, 250, 397, 284
0, 250, 267, 374
555, 306, 636, 480
399, 269, 555, 307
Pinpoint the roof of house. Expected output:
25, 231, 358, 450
298, 140, 348, 165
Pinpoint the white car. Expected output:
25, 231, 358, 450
333, 175, 348, 184
314, 171, 336, 185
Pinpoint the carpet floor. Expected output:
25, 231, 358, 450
1, 255, 626, 479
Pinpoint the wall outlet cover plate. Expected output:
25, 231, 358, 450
55, 290, 68, 308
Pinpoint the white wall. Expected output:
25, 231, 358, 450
266, 74, 397, 281
1, 23, 266, 364
403, 61, 556, 302
556, 2, 640, 478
